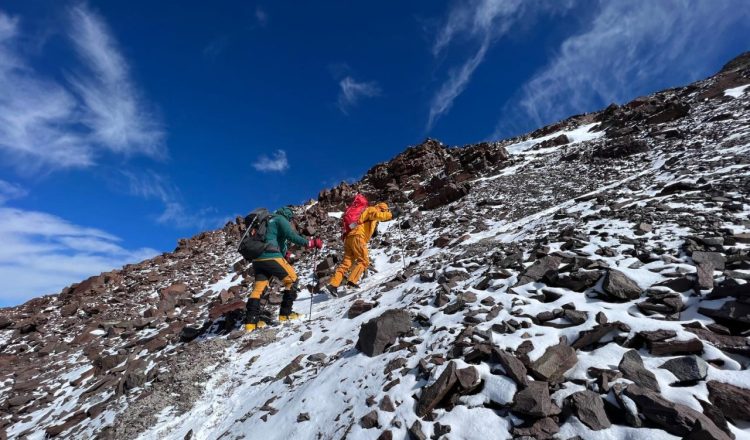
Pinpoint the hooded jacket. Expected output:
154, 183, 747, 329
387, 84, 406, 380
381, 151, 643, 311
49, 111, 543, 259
257, 207, 308, 260
349, 202, 393, 242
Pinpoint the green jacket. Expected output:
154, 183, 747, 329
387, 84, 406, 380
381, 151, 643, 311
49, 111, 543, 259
257, 207, 308, 260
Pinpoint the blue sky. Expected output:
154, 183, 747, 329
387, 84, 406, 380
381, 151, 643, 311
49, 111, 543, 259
1, 0, 748, 306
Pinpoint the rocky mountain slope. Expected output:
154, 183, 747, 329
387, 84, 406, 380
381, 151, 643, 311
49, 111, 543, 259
1, 52, 750, 440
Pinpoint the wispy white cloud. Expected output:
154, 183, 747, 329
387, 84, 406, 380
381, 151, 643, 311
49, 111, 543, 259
428, 36, 491, 131
122, 170, 229, 229
0, 6, 164, 173
0, 11, 93, 170
427, 0, 575, 131
203, 35, 229, 59
0, 179, 27, 204
252, 149, 289, 172
255, 6, 269, 27
337, 76, 381, 114
0, 200, 158, 306
67, 5, 165, 157
493, 0, 750, 138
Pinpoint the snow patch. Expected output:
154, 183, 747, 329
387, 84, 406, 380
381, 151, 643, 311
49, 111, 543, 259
725, 84, 749, 98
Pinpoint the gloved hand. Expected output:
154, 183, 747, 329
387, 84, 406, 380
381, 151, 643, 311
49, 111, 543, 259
391, 207, 403, 219
307, 237, 323, 249
284, 251, 294, 263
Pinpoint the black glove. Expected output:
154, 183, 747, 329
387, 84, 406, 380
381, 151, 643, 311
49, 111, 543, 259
391, 207, 402, 219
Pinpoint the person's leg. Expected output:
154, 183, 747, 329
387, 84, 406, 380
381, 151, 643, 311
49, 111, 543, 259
329, 244, 354, 288
245, 262, 271, 331
347, 236, 370, 286
263, 258, 302, 319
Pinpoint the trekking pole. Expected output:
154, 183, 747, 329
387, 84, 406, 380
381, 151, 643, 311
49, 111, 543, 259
308, 247, 318, 322
395, 208, 406, 269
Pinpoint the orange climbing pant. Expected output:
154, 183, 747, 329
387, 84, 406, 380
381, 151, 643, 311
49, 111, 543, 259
249, 258, 297, 299
330, 234, 369, 287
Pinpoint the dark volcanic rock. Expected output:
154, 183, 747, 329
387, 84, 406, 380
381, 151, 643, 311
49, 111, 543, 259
593, 136, 648, 158
564, 390, 611, 430
685, 327, 750, 356
624, 384, 731, 440
618, 350, 660, 392
276, 355, 304, 380
376, 430, 392, 440
692, 251, 726, 270
572, 323, 623, 350
511, 417, 560, 439
646, 102, 690, 125
421, 183, 470, 210
347, 300, 376, 319
512, 381, 561, 418
655, 276, 696, 292
515, 255, 562, 287
699, 301, 750, 331
455, 366, 480, 390
603, 269, 642, 300
416, 361, 457, 417
493, 348, 529, 387
408, 420, 427, 440
659, 355, 708, 383
547, 269, 601, 292
45, 411, 87, 437
707, 381, 750, 422
587, 367, 622, 393
179, 326, 204, 343
360, 410, 379, 429
529, 342, 577, 383
649, 338, 703, 356
208, 300, 245, 320
707, 280, 750, 300
356, 309, 411, 357
379, 395, 396, 412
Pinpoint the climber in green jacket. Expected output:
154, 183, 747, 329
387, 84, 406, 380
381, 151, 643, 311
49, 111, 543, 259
245, 207, 322, 331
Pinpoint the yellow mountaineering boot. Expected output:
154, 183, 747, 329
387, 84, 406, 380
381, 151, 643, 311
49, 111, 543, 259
278, 312, 303, 322
279, 290, 303, 322
245, 320, 267, 332
245, 297, 266, 332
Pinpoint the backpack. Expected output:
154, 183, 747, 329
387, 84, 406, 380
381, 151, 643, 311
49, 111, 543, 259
238, 208, 273, 261
341, 194, 369, 238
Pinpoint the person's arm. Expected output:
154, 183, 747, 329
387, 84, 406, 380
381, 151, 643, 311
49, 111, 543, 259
362, 206, 393, 223
278, 216, 309, 247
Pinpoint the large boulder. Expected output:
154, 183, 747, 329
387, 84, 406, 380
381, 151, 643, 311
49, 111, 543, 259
618, 349, 660, 392
659, 355, 708, 383
623, 385, 731, 440
529, 342, 577, 383
493, 348, 529, 387
415, 362, 480, 417
547, 269, 601, 292
692, 251, 726, 270
685, 327, 750, 357
699, 301, 750, 332
356, 309, 411, 357
564, 390, 611, 430
512, 381, 561, 418
603, 269, 642, 300
707, 381, 750, 422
